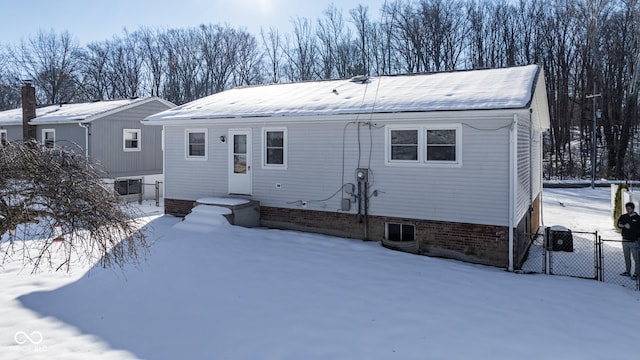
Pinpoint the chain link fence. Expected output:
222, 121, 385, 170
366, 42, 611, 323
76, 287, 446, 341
519, 227, 640, 291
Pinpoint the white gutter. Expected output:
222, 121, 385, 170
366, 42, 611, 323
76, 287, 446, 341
508, 114, 518, 272
78, 122, 90, 158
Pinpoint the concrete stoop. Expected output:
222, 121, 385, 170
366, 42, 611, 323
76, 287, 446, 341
194, 197, 261, 227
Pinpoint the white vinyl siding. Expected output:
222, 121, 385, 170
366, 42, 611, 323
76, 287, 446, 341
185, 129, 207, 160
162, 110, 530, 227
262, 127, 287, 169
123, 129, 141, 151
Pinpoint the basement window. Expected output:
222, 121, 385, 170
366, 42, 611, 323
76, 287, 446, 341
386, 223, 415, 242
116, 178, 142, 196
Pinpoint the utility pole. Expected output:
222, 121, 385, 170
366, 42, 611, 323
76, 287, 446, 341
586, 89, 601, 189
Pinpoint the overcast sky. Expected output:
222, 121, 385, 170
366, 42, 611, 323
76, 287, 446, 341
0, 0, 388, 46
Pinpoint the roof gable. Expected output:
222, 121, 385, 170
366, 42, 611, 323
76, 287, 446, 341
145, 65, 542, 122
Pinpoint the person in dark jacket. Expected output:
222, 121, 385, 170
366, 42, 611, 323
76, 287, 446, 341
617, 202, 640, 279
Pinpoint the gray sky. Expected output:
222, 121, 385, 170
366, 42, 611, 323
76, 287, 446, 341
0, 0, 387, 46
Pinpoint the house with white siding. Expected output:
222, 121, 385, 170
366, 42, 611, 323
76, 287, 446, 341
2, 83, 175, 200
143, 65, 550, 270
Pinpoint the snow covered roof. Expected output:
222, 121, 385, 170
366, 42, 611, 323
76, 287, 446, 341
144, 65, 542, 123
0, 97, 174, 126
0, 105, 60, 126
30, 97, 173, 124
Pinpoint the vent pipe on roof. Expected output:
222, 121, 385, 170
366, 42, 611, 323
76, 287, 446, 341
350, 75, 369, 83
21, 81, 37, 141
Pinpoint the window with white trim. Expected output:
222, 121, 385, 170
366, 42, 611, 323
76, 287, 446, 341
123, 129, 141, 151
186, 129, 207, 159
42, 129, 55, 148
0, 130, 7, 145
386, 223, 415, 242
386, 124, 461, 166
263, 128, 287, 168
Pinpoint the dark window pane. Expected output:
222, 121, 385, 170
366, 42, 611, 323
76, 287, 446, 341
391, 130, 418, 144
402, 224, 415, 241
117, 181, 128, 195
427, 129, 455, 145
267, 131, 283, 147
128, 179, 142, 194
391, 145, 418, 160
234, 135, 246, 153
267, 149, 284, 164
388, 223, 401, 241
427, 146, 456, 161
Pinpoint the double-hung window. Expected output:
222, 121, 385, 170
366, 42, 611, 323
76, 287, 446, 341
0, 130, 7, 145
386, 124, 461, 166
390, 128, 419, 161
263, 128, 287, 168
186, 129, 207, 160
42, 129, 55, 148
123, 129, 141, 151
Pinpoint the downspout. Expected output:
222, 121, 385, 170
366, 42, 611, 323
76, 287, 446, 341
78, 122, 90, 158
508, 114, 518, 272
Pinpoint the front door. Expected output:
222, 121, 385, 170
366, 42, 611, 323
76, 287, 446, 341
228, 129, 252, 195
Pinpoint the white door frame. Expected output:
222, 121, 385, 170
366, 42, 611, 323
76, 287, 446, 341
228, 128, 252, 195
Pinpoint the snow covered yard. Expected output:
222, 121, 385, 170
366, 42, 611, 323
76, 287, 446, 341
1, 188, 639, 360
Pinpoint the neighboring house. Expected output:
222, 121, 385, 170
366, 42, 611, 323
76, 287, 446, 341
2, 84, 175, 200
143, 65, 550, 270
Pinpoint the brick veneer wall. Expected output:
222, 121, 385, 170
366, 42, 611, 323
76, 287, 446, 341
166, 199, 522, 268
261, 206, 511, 268
165, 198, 195, 216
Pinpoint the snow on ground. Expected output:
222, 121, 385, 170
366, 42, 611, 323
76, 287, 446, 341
1, 187, 639, 360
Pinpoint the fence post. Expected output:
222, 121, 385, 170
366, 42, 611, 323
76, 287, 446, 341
544, 226, 551, 275
595, 232, 603, 281
155, 181, 160, 207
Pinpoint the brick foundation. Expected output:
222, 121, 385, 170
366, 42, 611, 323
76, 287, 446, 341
165, 198, 196, 216
261, 206, 511, 268
166, 199, 528, 268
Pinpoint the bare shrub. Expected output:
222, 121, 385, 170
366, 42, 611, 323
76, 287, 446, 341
0, 140, 150, 272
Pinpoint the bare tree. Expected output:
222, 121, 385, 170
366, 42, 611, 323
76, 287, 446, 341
0, 50, 21, 110
135, 27, 167, 97
7, 30, 82, 105
283, 17, 318, 81
0, 140, 150, 273
231, 31, 264, 87
77, 41, 112, 101
350, 4, 374, 76
105, 31, 143, 99
161, 28, 204, 104
260, 27, 284, 83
